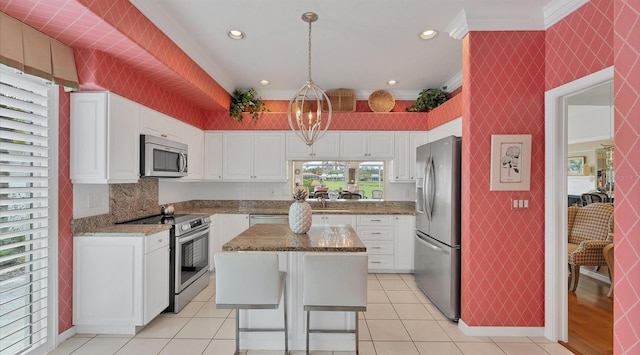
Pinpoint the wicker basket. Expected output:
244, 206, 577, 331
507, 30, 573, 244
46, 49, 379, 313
368, 90, 395, 112
322, 89, 356, 112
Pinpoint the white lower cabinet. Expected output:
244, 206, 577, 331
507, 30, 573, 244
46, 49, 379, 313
73, 231, 170, 334
394, 215, 415, 272
208, 214, 217, 271
312, 214, 357, 227
356, 215, 395, 271
215, 214, 250, 254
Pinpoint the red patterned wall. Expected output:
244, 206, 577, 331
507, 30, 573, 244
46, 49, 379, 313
75, 48, 208, 129
461, 31, 546, 326
203, 98, 460, 131
57, 88, 73, 333
613, 0, 640, 353
545, 0, 614, 90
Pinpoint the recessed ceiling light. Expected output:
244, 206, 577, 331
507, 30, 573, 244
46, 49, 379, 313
259, 79, 270, 85
387, 80, 398, 86
228, 30, 245, 40
419, 29, 438, 40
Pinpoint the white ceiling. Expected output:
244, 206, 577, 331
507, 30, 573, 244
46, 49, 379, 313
131, 0, 561, 100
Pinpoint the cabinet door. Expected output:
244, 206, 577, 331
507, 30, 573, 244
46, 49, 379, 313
339, 132, 368, 158
139, 105, 180, 141
204, 132, 223, 180
144, 245, 169, 324
286, 132, 312, 159
368, 132, 394, 159
70, 92, 108, 182
208, 215, 217, 271
409, 132, 428, 181
394, 215, 415, 271
73, 237, 143, 326
215, 214, 250, 253
253, 132, 286, 180
181, 125, 204, 180
312, 214, 357, 227
222, 132, 253, 180
312, 131, 340, 158
391, 132, 411, 182
107, 94, 140, 182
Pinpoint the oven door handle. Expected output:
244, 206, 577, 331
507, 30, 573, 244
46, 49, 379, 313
178, 227, 209, 244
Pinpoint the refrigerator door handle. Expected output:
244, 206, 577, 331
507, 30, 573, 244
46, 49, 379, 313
416, 233, 449, 255
425, 155, 435, 221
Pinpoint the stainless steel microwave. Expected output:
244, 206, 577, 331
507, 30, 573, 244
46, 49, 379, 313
140, 135, 188, 178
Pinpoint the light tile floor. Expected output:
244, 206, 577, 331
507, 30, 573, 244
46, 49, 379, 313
49, 273, 574, 355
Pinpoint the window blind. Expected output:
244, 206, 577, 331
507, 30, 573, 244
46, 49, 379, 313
0, 64, 51, 354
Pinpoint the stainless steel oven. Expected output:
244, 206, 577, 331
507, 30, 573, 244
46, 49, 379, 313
174, 222, 209, 310
119, 213, 210, 313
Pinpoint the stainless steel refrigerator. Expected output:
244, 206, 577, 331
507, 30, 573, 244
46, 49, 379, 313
414, 135, 461, 321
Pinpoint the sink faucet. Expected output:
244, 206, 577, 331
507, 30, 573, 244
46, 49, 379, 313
318, 196, 326, 208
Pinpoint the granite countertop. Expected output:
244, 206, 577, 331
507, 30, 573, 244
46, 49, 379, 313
222, 224, 366, 252
182, 206, 415, 216
73, 224, 171, 237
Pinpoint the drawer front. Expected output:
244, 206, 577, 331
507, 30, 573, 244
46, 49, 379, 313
357, 215, 394, 226
312, 214, 356, 227
367, 254, 394, 270
145, 231, 170, 253
356, 226, 394, 241
362, 240, 394, 255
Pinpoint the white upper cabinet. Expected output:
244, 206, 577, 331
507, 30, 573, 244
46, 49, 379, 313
339, 131, 394, 159
286, 131, 340, 159
70, 92, 140, 184
391, 131, 428, 183
180, 124, 204, 180
204, 132, 223, 180
139, 105, 181, 142
222, 132, 286, 181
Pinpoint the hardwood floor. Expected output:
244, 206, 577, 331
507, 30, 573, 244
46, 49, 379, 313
562, 273, 614, 355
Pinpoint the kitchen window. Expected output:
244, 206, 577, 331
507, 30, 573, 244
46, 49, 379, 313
294, 160, 385, 199
0, 64, 55, 354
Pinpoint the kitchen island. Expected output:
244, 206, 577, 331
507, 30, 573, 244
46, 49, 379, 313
220, 224, 366, 352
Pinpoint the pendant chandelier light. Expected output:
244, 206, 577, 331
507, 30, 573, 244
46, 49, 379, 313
287, 12, 332, 146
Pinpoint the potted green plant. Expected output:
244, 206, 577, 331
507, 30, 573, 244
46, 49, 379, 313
229, 88, 269, 122
406, 86, 449, 112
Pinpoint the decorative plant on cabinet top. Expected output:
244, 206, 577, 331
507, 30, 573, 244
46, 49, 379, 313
406, 87, 449, 112
229, 88, 269, 122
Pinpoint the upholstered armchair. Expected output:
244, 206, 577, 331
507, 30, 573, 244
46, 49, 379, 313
567, 203, 614, 292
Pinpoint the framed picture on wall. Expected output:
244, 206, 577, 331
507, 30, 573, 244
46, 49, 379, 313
567, 156, 585, 176
490, 134, 532, 191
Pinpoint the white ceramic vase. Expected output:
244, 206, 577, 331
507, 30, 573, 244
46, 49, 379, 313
289, 200, 312, 234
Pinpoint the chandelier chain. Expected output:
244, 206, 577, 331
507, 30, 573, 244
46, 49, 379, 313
307, 19, 312, 81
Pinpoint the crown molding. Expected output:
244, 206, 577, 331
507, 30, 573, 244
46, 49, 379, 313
443, 71, 463, 92
544, 0, 590, 29
445, 9, 469, 40
446, 3, 566, 40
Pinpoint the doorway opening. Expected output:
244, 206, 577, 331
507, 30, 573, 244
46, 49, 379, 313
544, 66, 614, 346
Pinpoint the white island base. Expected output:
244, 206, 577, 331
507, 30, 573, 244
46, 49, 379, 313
232, 251, 364, 352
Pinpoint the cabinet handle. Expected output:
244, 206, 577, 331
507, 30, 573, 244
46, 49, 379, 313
371, 261, 382, 264
396, 176, 399, 179
371, 219, 382, 222
371, 232, 382, 235
158, 238, 163, 242
371, 247, 381, 249
161, 134, 167, 138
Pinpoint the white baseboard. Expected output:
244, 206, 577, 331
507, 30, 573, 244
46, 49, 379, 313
459, 319, 546, 337
580, 267, 611, 284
